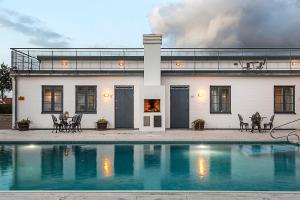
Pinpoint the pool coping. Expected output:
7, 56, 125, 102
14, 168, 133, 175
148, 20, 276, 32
0, 140, 292, 144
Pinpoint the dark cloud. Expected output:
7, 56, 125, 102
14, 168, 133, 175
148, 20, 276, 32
149, 0, 300, 47
0, 7, 70, 47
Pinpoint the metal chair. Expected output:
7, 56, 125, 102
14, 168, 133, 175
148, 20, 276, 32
251, 112, 262, 133
51, 115, 62, 133
76, 114, 83, 132
68, 115, 79, 133
264, 115, 275, 132
59, 113, 69, 132
238, 114, 249, 131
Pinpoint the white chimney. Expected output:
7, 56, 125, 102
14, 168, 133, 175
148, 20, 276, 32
143, 34, 162, 86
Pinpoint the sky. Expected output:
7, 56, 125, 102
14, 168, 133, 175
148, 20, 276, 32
1, 0, 300, 64
0, 0, 173, 64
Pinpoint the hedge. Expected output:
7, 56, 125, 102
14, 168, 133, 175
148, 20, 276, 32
0, 104, 12, 114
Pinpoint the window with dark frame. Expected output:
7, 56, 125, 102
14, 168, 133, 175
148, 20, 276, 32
210, 86, 231, 113
76, 86, 97, 113
274, 86, 295, 114
42, 86, 63, 113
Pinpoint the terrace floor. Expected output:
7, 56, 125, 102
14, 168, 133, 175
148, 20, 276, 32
0, 129, 292, 143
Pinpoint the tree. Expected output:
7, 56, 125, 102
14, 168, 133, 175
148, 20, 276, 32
0, 63, 12, 99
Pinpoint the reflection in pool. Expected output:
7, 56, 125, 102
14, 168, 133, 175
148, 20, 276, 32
0, 143, 299, 190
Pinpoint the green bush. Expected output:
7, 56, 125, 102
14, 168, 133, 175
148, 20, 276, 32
0, 104, 12, 114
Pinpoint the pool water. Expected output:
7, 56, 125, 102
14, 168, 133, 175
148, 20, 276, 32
0, 143, 299, 191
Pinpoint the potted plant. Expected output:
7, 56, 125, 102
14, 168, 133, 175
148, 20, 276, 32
17, 118, 31, 131
96, 118, 108, 130
192, 119, 205, 130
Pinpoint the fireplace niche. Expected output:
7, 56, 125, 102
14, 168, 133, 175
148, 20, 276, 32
144, 99, 160, 112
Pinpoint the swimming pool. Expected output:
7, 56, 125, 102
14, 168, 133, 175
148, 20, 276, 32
0, 143, 299, 191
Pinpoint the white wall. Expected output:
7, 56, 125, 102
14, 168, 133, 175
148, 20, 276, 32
163, 76, 300, 129
16, 76, 142, 129
15, 75, 300, 129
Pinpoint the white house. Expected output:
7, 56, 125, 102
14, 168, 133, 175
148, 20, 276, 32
10, 34, 300, 131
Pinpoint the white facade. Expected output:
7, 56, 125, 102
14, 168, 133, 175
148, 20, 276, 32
11, 34, 300, 130
14, 75, 300, 129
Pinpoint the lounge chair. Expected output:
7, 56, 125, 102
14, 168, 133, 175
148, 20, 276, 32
264, 115, 275, 132
238, 114, 249, 131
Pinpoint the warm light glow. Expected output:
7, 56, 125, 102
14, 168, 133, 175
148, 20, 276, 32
292, 61, 296, 66
25, 144, 37, 149
118, 60, 125, 68
102, 158, 112, 177
62, 60, 69, 67
175, 61, 182, 68
197, 156, 208, 179
197, 144, 209, 149
103, 93, 110, 98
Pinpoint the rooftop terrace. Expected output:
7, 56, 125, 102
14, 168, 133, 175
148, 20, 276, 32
11, 48, 300, 73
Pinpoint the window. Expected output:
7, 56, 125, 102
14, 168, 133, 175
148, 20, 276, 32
76, 86, 97, 113
274, 86, 295, 114
210, 86, 231, 113
42, 86, 63, 113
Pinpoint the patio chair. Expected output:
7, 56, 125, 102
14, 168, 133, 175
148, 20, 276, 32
51, 115, 62, 133
256, 59, 266, 70
238, 114, 249, 131
76, 114, 83, 132
68, 115, 79, 133
264, 115, 275, 132
251, 112, 262, 133
59, 113, 69, 132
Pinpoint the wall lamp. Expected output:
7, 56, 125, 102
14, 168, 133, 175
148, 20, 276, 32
103, 93, 112, 98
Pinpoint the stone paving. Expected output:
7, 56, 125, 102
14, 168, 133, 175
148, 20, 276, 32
0, 129, 291, 143
0, 129, 298, 200
0, 191, 300, 200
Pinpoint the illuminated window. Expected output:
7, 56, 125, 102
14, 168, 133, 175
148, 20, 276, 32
42, 86, 63, 113
274, 86, 295, 114
76, 86, 97, 113
210, 86, 231, 113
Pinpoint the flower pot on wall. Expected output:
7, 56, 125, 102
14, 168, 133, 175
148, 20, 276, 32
18, 123, 29, 131
97, 122, 108, 130
17, 118, 30, 131
192, 119, 205, 131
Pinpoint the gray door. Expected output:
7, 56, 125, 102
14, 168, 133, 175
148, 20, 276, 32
170, 86, 189, 128
115, 86, 134, 128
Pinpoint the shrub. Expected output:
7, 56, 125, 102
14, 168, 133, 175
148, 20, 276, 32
97, 118, 108, 124
17, 118, 31, 125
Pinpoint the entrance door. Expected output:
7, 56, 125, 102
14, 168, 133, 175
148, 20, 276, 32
115, 86, 134, 128
170, 85, 189, 128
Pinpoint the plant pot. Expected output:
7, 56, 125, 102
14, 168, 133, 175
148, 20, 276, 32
18, 123, 29, 131
194, 123, 205, 130
97, 122, 108, 130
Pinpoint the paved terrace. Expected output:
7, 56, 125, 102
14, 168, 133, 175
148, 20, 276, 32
0, 129, 292, 143
1, 129, 299, 200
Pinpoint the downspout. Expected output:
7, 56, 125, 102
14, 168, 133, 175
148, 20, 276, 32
14, 76, 17, 129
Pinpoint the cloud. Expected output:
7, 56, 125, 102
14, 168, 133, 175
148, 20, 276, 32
149, 0, 300, 47
0, 7, 70, 47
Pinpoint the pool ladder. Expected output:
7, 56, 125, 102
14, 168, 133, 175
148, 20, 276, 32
270, 118, 300, 145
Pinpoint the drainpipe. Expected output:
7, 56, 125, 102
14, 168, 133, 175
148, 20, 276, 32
13, 76, 17, 129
